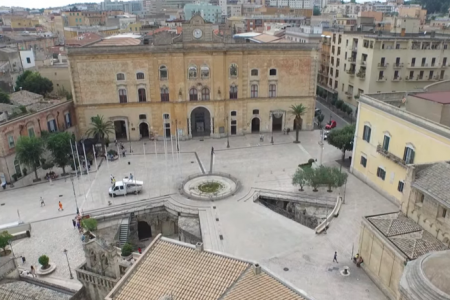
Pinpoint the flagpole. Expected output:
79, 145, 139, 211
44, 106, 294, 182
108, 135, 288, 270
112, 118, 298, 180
82, 141, 90, 180
92, 145, 98, 171
75, 142, 83, 179
70, 141, 77, 175
104, 145, 110, 172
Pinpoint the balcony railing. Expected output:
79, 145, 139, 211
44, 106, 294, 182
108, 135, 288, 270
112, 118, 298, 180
348, 57, 356, 62
393, 63, 403, 68
376, 144, 406, 168
346, 69, 355, 75
377, 76, 387, 81
392, 76, 402, 81
378, 62, 388, 68
360, 60, 367, 66
408, 63, 432, 68
356, 71, 366, 79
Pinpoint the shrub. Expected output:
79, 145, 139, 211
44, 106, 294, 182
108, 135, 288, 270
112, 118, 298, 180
347, 106, 353, 115
22, 168, 27, 176
12, 174, 18, 181
38, 255, 50, 269
336, 100, 344, 109
331, 98, 337, 106
82, 218, 98, 231
107, 149, 118, 157
121, 243, 133, 257
42, 162, 55, 170
0, 231, 13, 255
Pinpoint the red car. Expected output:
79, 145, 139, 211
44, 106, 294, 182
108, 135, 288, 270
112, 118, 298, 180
325, 120, 337, 130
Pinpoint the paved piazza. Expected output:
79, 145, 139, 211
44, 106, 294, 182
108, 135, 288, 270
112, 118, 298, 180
2, 116, 396, 300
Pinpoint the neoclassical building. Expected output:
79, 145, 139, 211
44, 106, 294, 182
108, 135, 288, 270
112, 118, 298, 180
68, 16, 318, 141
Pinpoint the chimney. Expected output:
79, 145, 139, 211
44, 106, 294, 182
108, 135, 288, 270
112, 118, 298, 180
195, 242, 204, 252
252, 263, 261, 275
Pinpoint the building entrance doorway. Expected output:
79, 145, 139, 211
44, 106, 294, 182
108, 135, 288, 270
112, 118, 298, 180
251, 118, 260, 133
138, 221, 152, 240
139, 123, 149, 139
231, 120, 237, 135
114, 120, 127, 140
272, 114, 283, 132
191, 107, 211, 137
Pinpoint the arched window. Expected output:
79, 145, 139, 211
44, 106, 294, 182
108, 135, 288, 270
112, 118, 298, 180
160, 86, 169, 102
188, 66, 197, 79
201, 87, 210, 100
117, 73, 125, 80
159, 66, 168, 80
201, 66, 210, 79
230, 85, 238, 99
251, 84, 258, 98
251, 69, 258, 76
230, 64, 238, 77
189, 88, 198, 101
269, 68, 277, 76
136, 72, 145, 80
119, 89, 127, 103
269, 84, 277, 97
47, 116, 57, 132
138, 88, 146, 102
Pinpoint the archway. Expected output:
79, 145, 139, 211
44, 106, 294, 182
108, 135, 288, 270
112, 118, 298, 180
251, 118, 260, 133
139, 123, 149, 139
114, 120, 127, 140
190, 107, 211, 137
138, 221, 152, 240
272, 115, 282, 132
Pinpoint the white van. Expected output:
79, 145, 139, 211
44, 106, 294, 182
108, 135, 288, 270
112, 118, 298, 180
109, 178, 143, 197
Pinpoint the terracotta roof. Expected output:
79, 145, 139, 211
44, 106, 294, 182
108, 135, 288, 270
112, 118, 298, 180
65, 33, 103, 47
413, 91, 450, 104
107, 235, 309, 300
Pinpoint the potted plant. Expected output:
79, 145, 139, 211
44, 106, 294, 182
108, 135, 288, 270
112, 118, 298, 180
38, 255, 50, 270
121, 243, 133, 257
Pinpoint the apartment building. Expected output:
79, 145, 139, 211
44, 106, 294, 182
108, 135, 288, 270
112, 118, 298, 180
397, 5, 427, 25
328, 18, 449, 112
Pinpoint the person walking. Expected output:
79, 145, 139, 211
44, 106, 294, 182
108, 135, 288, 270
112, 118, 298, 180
138, 247, 142, 254
110, 174, 114, 184
72, 219, 76, 229
77, 221, 82, 233
30, 266, 36, 278
58, 201, 63, 211
40, 197, 45, 207
130, 173, 133, 180
333, 251, 338, 263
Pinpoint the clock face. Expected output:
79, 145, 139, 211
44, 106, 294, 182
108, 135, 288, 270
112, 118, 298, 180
193, 29, 203, 39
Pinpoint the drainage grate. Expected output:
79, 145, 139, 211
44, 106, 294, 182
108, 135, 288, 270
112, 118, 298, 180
216, 218, 219, 221
213, 206, 216, 209
219, 235, 223, 240
0, 203, 4, 206
283, 267, 289, 271
59, 195, 63, 197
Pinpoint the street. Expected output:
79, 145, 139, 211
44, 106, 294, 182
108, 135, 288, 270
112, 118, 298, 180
315, 99, 350, 129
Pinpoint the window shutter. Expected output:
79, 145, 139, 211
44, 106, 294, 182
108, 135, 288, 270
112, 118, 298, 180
368, 127, 371, 142
403, 147, 407, 161
410, 150, 415, 164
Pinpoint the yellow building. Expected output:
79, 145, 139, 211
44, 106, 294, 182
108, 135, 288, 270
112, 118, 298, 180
68, 16, 317, 141
350, 90, 450, 205
124, 22, 142, 33
10, 16, 40, 28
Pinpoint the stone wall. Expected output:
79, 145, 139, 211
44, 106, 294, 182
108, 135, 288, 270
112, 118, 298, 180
0, 258, 17, 281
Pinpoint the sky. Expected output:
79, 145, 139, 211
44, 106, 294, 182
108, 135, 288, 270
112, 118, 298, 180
1, 0, 98, 9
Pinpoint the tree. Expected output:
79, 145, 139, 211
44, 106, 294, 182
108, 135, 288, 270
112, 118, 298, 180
292, 167, 308, 191
327, 124, 355, 161
313, 7, 321, 15
289, 104, 307, 143
303, 166, 323, 192
82, 218, 98, 231
332, 167, 348, 189
47, 132, 73, 174
15, 136, 45, 180
121, 243, 133, 257
0, 90, 11, 104
317, 113, 325, 128
0, 231, 13, 255
85, 115, 115, 148
22, 72, 53, 96
15, 70, 33, 91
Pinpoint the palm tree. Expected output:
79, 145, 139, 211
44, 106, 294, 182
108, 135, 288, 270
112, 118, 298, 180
85, 115, 115, 148
15, 136, 45, 181
289, 104, 307, 143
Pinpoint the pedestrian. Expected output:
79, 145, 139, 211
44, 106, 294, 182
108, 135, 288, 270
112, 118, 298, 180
40, 197, 45, 207
21, 256, 26, 264
77, 221, 82, 233
30, 265, 36, 278
138, 247, 142, 254
130, 173, 133, 180
72, 219, 76, 229
58, 201, 63, 211
1, 181, 6, 189
333, 251, 338, 263
112, 177, 116, 185
122, 150, 126, 157
110, 174, 114, 184
259, 134, 263, 142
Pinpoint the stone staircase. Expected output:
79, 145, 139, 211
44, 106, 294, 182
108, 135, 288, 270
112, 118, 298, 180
118, 218, 129, 247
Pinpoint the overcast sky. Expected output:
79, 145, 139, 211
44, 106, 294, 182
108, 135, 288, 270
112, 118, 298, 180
2, 0, 97, 9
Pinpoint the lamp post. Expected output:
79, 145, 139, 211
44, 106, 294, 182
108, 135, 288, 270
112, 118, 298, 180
226, 116, 230, 148
270, 113, 274, 144
63, 249, 74, 279
128, 121, 132, 153
70, 177, 79, 214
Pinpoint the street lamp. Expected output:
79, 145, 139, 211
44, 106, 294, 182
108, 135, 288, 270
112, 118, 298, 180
63, 249, 74, 279
271, 113, 274, 145
70, 177, 79, 214
226, 116, 230, 148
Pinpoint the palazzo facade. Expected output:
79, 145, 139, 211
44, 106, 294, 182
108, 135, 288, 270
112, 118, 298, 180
68, 16, 318, 141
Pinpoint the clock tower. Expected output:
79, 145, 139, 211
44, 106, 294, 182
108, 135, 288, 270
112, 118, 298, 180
182, 15, 214, 42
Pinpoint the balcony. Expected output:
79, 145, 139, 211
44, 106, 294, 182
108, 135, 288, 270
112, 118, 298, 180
347, 45, 357, 51
408, 63, 432, 69
348, 57, 356, 63
360, 60, 367, 66
356, 71, 366, 79
392, 76, 402, 81
345, 91, 353, 98
376, 144, 407, 168
346, 69, 355, 76
377, 76, 387, 81
393, 63, 403, 69
378, 62, 388, 68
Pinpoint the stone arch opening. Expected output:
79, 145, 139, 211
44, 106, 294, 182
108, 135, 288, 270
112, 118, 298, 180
114, 120, 127, 140
190, 107, 211, 137
251, 118, 260, 133
138, 221, 152, 240
139, 122, 149, 139
272, 115, 282, 132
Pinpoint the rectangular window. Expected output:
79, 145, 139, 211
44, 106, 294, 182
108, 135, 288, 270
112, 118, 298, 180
231, 111, 237, 116
28, 127, 35, 137
251, 85, 258, 98
363, 125, 371, 142
64, 113, 72, 128
397, 181, 404, 192
376, 167, 386, 180
138, 88, 146, 102
47, 119, 57, 132
441, 207, 448, 218
163, 114, 170, 120
443, 57, 447, 66
360, 156, 367, 168
403, 147, 415, 164
230, 85, 238, 99
139, 114, 146, 120
269, 84, 276, 98
382, 135, 390, 151
119, 89, 127, 103
7, 135, 14, 148
26, 57, 31, 64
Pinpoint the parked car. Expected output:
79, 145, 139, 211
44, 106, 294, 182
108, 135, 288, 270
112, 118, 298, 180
109, 179, 143, 197
315, 108, 321, 117
325, 120, 337, 130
